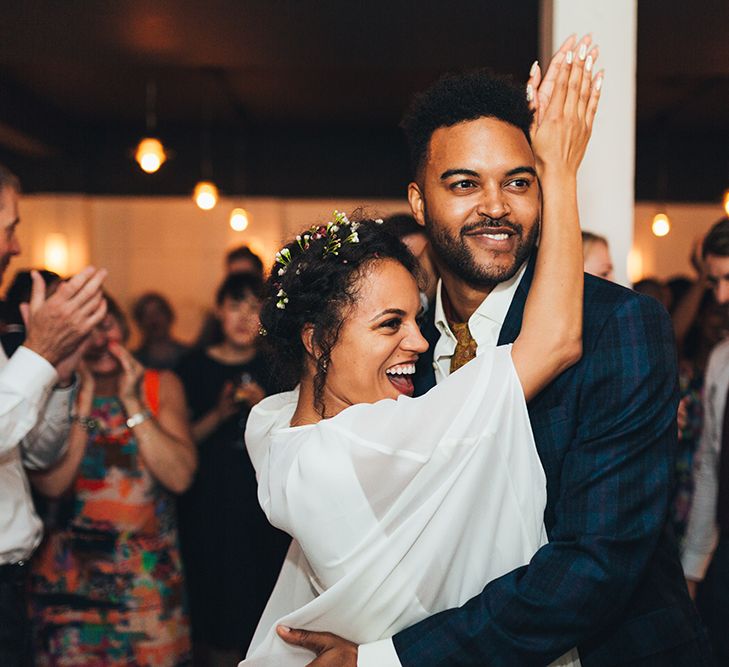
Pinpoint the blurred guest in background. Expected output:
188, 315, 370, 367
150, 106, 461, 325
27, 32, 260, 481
581, 230, 614, 281
682, 217, 729, 663
225, 244, 264, 277
176, 273, 289, 667
29, 295, 196, 667
0, 269, 60, 357
382, 213, 438, 309
633, 277, 672, 310
132, 291, 189, 370
194, 245, 264, 349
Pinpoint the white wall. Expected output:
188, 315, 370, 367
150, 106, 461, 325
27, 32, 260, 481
11, 195, 408, 343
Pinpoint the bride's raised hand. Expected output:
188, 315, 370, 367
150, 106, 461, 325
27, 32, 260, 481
528, 34, 599, 131
530, 39, 603, 176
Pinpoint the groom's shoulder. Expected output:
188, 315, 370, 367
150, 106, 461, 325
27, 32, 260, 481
582, 273, 672, 344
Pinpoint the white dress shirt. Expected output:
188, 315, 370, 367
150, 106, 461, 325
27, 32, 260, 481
0, 345, 73, 564
682, 338, 729, 580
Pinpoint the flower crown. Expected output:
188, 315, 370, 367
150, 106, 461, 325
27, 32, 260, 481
273, 211, 383, 309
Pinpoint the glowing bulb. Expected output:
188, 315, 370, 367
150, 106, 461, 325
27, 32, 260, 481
194, 181, 218, 210
135, 137, 166, 173
651, 213, 670, 237
44, 233, 69, 275
723, 189, 729, 217
230, 208, 249, 231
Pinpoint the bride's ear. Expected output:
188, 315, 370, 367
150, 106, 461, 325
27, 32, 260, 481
301, 323, 317, 358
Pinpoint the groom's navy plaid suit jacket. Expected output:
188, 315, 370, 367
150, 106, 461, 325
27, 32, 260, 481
398, 258, 710, 666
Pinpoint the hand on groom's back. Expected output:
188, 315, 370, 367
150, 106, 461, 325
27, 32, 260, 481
277, 626, 357, 666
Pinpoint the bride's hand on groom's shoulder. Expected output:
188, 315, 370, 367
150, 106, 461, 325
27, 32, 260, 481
276, 625, 358, 666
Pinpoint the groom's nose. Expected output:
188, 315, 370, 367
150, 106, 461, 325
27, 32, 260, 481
476, 182, 509, 220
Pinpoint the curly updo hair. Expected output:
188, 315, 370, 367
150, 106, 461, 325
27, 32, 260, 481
260, 216, 419, 415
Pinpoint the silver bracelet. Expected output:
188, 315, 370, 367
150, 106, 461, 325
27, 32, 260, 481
125, 409, 152, 429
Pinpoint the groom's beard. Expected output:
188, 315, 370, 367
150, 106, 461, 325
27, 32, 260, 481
423, 207, 540, 289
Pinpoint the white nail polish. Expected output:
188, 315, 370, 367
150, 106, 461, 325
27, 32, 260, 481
579, 43, 587, 60
526, 84, 534, 102
585, 55, 593, 72
530, 60, 539, 76
595, 75, 603, 91
566, 50, 574, 64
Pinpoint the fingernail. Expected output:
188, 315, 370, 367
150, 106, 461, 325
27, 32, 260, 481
530, 60, 539, 76
579, 43, 587, 60
526, 84, 533, 102
279, 625, 291, 632
595, 74, 604, 91
566, 50, 574, 65
585, 55, 593, 72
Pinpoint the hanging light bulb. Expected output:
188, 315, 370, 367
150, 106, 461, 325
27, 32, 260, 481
230, 208, 249, 231
194, 181, 218, 210
723, 189, 729, 217
135, 137, 167, 173
134, 82, 167, 174
651, 212, 671, 237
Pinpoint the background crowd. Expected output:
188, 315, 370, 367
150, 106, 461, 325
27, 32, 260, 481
2, 155, 729, 665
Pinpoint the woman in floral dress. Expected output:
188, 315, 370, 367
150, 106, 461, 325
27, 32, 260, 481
29, 296, 197, 667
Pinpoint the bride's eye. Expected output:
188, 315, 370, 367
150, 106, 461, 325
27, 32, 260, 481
380, 318, 402, 331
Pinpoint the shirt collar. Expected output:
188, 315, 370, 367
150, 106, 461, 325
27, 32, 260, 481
434, 262, 527, 344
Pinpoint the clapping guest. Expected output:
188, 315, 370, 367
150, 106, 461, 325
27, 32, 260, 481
176, 273, 289, 667
29, 295, 196, 667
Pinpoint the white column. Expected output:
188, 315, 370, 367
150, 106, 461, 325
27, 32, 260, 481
540, 0, 637, 285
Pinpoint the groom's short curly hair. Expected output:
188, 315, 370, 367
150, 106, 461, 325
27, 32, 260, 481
400, 69, 534, 180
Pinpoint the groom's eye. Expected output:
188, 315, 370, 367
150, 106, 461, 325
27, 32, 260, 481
450, 180, 476, 191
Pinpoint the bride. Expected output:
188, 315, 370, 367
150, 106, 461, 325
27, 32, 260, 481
243, 45, 602, 667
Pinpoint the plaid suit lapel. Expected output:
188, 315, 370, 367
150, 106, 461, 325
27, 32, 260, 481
498, 254, 536, 345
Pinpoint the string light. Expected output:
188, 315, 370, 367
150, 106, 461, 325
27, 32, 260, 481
194, 181, 218, 210
723, 189, 729, 216
230, 208, 249, 231
651, 213, 670, 237
135, 137, 166, 173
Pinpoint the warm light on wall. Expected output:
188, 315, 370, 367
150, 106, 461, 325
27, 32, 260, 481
229, 208, 249, 231
651, 213, 671, 237
135, 137, 167, 174
627, 247, 643, 284
193, 181, 218, 210
723, 189, 729, 217
44, 233, 69, 275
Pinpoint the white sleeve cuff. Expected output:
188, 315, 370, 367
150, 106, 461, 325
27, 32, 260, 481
358, 638, 401, 667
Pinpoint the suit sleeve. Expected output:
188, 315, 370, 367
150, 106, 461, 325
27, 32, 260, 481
390, 295, 678, 666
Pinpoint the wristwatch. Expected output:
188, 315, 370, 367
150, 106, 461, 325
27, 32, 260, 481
126, 409, 152, 429
72, 414, 98, 432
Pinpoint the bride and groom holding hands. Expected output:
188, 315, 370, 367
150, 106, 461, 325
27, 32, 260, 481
242, 36, 712, 666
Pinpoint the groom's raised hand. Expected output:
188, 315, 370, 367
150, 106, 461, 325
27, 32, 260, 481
277, 626, 357, 667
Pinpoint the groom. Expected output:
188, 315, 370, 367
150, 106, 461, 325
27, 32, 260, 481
280, 69, 711, 666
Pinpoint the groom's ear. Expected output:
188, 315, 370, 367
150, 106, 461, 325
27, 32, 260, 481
408, 182, 426, 229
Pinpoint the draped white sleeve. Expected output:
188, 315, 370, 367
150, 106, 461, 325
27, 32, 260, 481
242, 345, 548, 666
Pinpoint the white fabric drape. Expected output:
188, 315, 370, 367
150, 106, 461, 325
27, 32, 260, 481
242, 345, 579, 666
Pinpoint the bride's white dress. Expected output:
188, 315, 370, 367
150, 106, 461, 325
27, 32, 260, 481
242, 345, 580, 666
